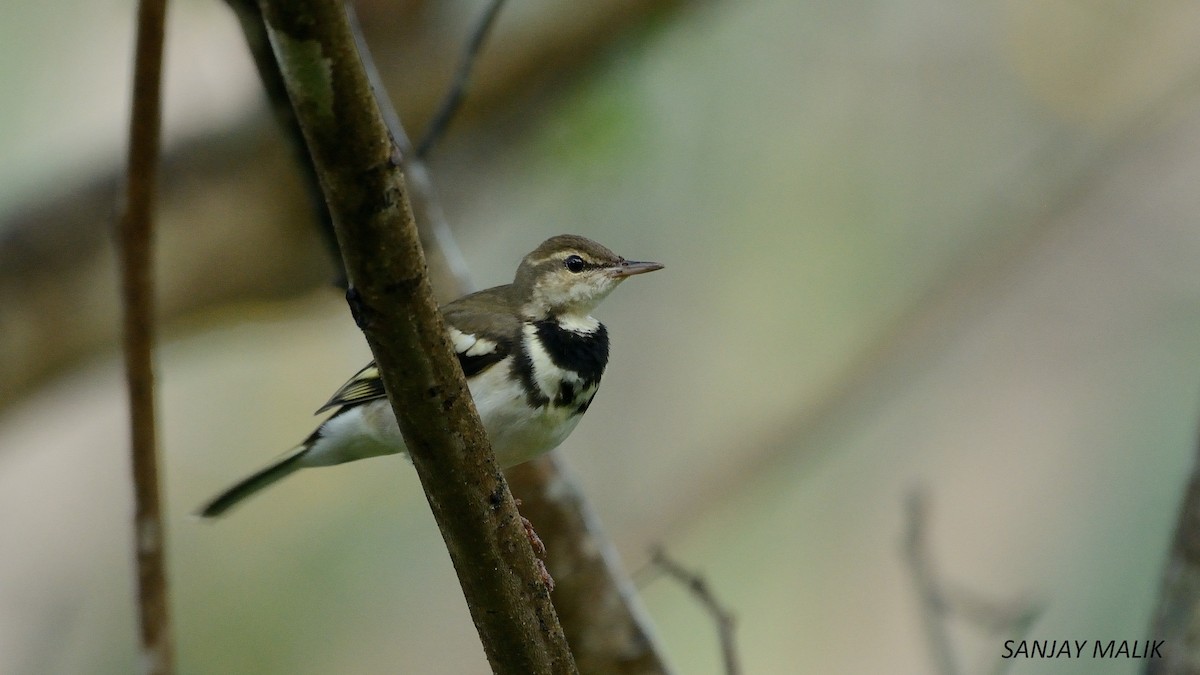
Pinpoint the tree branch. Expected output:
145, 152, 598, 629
415, 0, 509, 160
510, 457, 675, 674
343, 2, 474, 298
232, 2, 672, 670
224, 0, 344, 284
904, 491, 964, 675
224, 0, 475, 298
118, 0, 175, 672
252, 0, 575, 671
904, 490, 1041, 675
648, 548, 739, 675
1145, 421, 1200, 675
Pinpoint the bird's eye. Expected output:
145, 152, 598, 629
564, 255, 586, 273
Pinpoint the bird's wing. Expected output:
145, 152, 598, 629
316, 361, 386, 413
441, 285, 519, 378
316, 288, 519, 414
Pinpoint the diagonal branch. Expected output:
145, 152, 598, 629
231, 2, 673, 671
252, 0, 575, 671
119, 0, 175, 672
1145, 420, 1200, 675
343, 2, 474, 298
648, 548, 739, 675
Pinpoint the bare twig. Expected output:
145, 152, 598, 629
416, 0, 510, 159
349, 7, 677, 669
904, 490, 1042, 675
253, 0, 575, 671
649, 548, 740, 675
118, 0, 175, 672
904, 491, 964, 675
1145, 422, 1200, 675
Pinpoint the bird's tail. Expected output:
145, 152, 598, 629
197, 445, 308, 518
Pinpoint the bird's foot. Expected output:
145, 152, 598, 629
514, 498, 554, 592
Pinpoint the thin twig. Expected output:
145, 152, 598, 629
240, 2, 672, 670
415, 0, 510, 159
650, 548, 740, 675
350, 4, 675, 667
904, 491, 962, 675
904, 489, 1043, 675
1145, 421, 1200, 675
119, 0, 174, 672
254, 0, 576, 671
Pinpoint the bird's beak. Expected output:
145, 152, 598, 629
608, 259, 664, 279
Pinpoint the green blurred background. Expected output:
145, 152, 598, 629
4, 0, 1200, 673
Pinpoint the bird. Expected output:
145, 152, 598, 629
198, 234, 662, 518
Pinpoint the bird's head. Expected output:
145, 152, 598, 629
513, 234, 663, 320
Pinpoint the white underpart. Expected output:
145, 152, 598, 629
300, 402, 401, 467
469, 358, 587, 466
301, 348, 590, 469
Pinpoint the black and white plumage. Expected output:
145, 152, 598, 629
198, 235, 661, 517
